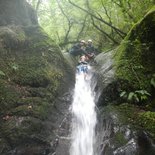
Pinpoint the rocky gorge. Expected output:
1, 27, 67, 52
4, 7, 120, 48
0, 0, 155, 155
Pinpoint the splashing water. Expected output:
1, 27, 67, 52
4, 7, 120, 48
70, 70, 97, 155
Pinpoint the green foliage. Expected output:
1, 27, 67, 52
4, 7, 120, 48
0, 70, 5, 76
120, 90, 151, 103
151, 74, 155, 87
11, 63, 19, 71
27, 0, 154, 50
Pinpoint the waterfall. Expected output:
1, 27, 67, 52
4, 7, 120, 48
70, 69, 97, 155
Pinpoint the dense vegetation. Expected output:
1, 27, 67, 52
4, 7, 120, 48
27, 0, 154, 51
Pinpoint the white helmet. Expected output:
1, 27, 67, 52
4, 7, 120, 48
88, 39, 92, 43
80, 40, 85, 43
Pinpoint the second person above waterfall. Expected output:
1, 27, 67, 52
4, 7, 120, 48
85, 39, 96, 61
69, 40, 87, 56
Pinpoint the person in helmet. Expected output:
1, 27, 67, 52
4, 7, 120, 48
85, 39, 95, 55
85, 39, 96, 61
76, 55, 88, 79
69, 40, 87, 57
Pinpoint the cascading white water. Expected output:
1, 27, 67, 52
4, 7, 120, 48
70, 70, 97, 155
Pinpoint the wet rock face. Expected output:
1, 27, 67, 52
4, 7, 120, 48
0, 0, 38, 26
95, 51, 115, 88
96, 109, 137, 155
95, 51, 117, 106
96, 107, 155, 155
136, 131, 155, 155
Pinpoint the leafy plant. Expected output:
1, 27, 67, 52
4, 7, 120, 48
0, 70, 5, 76
150, 74, 155, 88
27, 0, 155, 50
11, 63, 19, 71
120, 89, 151, 103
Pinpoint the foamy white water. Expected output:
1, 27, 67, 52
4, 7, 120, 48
70, 71, 97, 155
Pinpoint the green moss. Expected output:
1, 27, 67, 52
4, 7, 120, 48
1, 117, 43, 146
147, 5, 155, 15
106, 103, 155, 138
13, 56, 49, 87
0, 26, 26, 50
113, 132, 128, 146
9, 105, 32, 116
0, 24, 73, 152
103, 103, 137, 125
32, 101, 50, 120
0, 80, 21, 114
115, 7, 155, 91
136, 111, 155, 137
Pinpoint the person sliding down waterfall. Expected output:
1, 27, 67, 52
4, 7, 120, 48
76, 55, 88, 80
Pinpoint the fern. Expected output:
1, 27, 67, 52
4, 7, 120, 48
11, 63, 19, 71
128, 92, 134, 101
120, 89, 151, 103
120, 91, 127, 97
0, 70, 5, 76
151, 78, 155, 87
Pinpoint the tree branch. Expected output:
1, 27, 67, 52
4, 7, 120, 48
68, 0, 126, 37
91, 16, 119, 45
100, 0, 115, 37
56, 0, 73, 44
59, 40, 79, 47
76, 15, 88, 41
36, 0, 41, 12
112, 0, 135, 22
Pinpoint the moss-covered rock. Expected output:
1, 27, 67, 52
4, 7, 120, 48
109, 103, 155, 137
115, 6, 155, 92
0, 0, 38, 26
98, 104, 155, 154
111, 8, 155, 140
0, 1, 74, 154
0, 26, 73, 153
136, 111, 155, 137
97, 6, 155, 153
